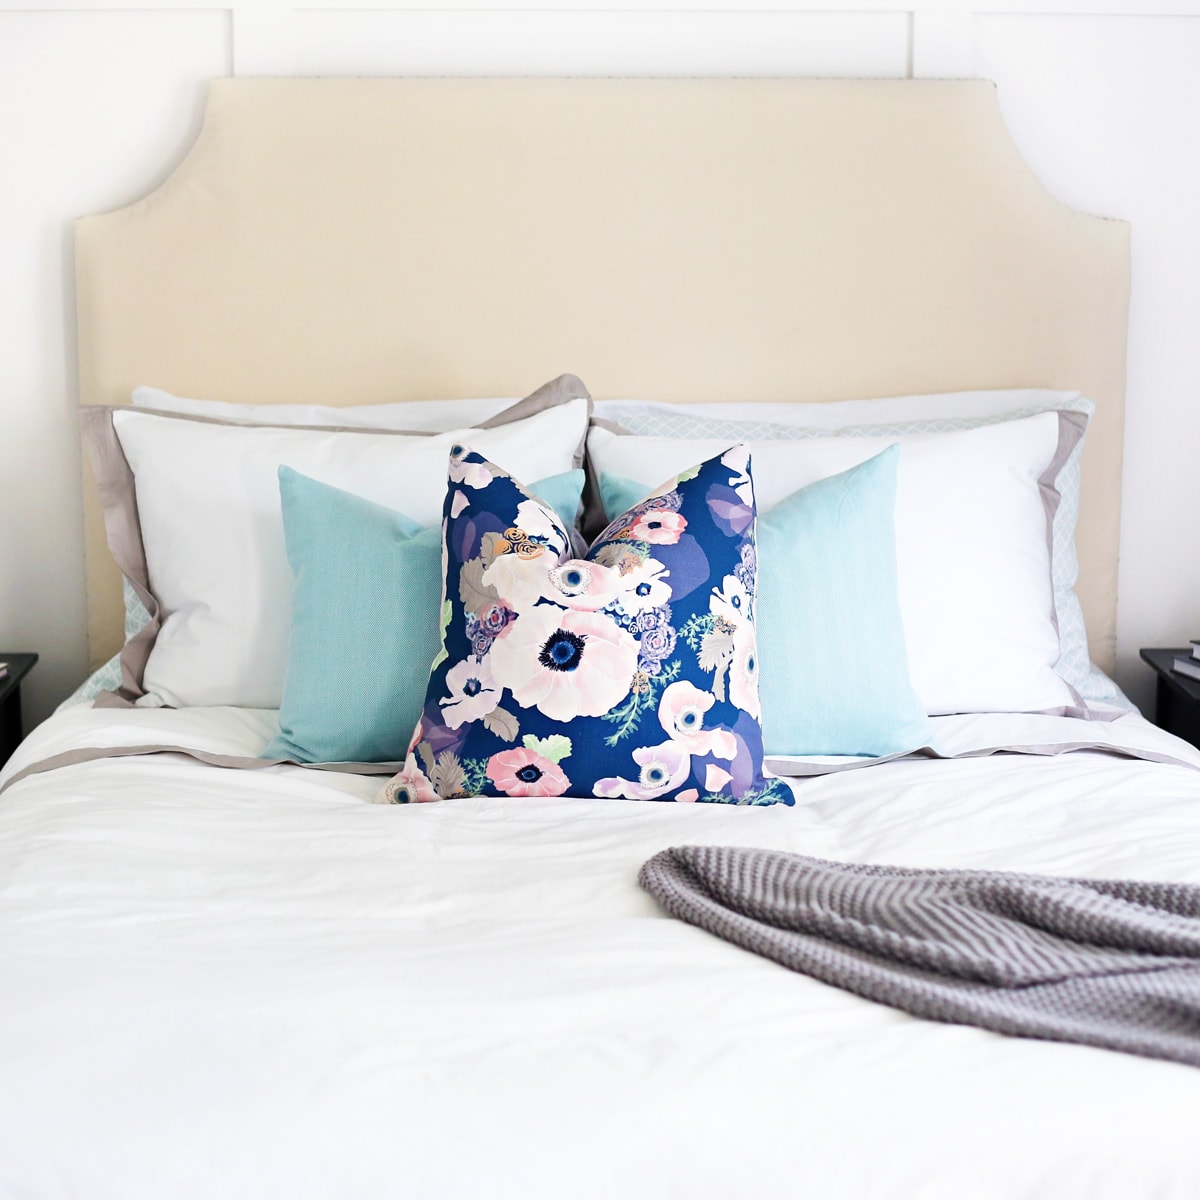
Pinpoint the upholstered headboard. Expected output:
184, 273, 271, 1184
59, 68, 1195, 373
75, 77, 1129, 672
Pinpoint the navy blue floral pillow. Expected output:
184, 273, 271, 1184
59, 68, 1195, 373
375, 443, 792, 806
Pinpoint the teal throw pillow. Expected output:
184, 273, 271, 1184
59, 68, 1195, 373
264, 465, 586, 764
601, 445, 931, 757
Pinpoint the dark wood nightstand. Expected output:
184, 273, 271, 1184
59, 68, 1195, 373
1140, 648, 1200, 750
0, 653, 38, 767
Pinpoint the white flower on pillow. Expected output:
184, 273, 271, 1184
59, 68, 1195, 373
514, 499, 570, 557
483, 553, 549, 611
489, 604, 639, 722
542, 561, 622, 611
658, 680, 736, 759
727, 628, 761, 721
441, 655, 502, 729
448, 452, 494, 490
709, 574, 752, 627
480, 510, 569, 611
722, 444, 754, 504
594, 739, 691, 800
613, 559, 672, 618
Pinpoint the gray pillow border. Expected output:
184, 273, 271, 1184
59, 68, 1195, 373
80, 373, 591, 707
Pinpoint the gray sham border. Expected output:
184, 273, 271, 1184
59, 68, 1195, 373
80, 373, 591, 707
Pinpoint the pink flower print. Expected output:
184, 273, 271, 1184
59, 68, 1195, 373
594, 739, 691, 800
486, 746, 570, 797
705, 764, 733, 793
441, 655, 502, 729
483, 552, 557, 611
629, 510, 687, 545
490, 605, 638, 722
405, 720, 424, 756
543, 560, 622, 611
727, 626, 761, 720
676, 788, 699, 803
376, 760, 439, 804
658, 680, 736, 759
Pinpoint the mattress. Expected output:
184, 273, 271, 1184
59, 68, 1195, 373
2, 705, 1199, 1198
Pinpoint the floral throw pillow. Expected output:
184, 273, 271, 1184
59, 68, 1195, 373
375, 444, 792, 806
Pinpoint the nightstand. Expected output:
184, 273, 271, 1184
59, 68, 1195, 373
1139, 648, 1200, 750
0, 653, 38, 767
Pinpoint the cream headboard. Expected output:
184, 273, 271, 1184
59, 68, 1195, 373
76, 77, 1129, 673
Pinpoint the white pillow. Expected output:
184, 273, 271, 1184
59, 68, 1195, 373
592, 387, 1084, 433
587, 414, 1079, 717
593, 388, 1130, 715
132, 386, 520, 431
92, 396, 589, 709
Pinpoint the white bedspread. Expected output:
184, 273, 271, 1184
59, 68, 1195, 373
3, 707, 1200, 1198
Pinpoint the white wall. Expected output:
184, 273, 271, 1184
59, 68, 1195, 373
2, 1, 1197, 726
972, 12, 1200, 714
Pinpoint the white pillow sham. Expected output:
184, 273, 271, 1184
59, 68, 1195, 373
84, 387, 590, 710
588, 414, 1083, 718
592, 387, 1085, 434
593, 389, 1127, 713
132, 386, 521, 432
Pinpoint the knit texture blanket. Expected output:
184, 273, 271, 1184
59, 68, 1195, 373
638, 846, 1200, 1067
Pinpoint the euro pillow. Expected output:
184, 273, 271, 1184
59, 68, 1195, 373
117, 375, 581, 635
376, 445, 793, 806
601, 446, 931, 758
81, 376, 590, 709
264, 466, 586, 764
133, 387, 521, 431
593, 389, 1123, 712
588, 414, 1081, 719
592, 387, 1086, 436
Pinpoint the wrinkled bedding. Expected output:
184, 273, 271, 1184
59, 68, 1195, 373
3, 706, 1200, 1198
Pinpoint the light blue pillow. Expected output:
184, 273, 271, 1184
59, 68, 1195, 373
264, 465, 586, 764
601, 446, 931, 758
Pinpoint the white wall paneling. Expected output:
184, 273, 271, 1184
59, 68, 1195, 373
231, 4, 298, 77
2, 1, 1199, 724
910, 9, 974, 76
973, 12, 1200, 712
0, 9, 230, 724
290, 10, 907, 77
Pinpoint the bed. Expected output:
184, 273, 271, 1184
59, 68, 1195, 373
3, 77, 1199, 1197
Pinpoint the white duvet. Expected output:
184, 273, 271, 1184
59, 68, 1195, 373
3, 706, 1200, 1199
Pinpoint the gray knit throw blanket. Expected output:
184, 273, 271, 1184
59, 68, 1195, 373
638, 846, 1200, 1068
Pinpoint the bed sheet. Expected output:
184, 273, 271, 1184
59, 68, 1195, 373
2, 706, 1200, 1198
